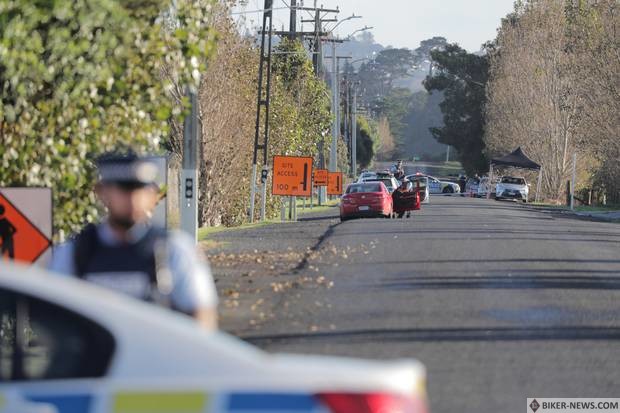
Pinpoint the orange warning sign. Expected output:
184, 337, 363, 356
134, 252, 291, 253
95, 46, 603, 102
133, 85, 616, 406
272, 155, 313, 197
327, 172, 344, 195
314, 169, 329, 187
0, 192, 51, 263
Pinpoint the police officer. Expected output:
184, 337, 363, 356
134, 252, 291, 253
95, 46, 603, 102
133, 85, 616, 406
50, 152, 218, 330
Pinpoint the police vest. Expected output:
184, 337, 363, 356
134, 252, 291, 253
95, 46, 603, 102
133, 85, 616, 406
73, 224, 170, 305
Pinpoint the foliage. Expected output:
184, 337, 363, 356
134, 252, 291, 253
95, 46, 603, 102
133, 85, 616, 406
0, 0, 216, 238
374, 88, 413, 155
485, 0, 619, 202
375, 116, 395, 161
167, 21, 332, 226
423, 44, 489, 175
356, 116, 376, 169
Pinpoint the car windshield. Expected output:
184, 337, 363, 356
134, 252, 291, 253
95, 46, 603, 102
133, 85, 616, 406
501, 177, 525, 185
346, 183, 382, 193
366, 179, 394, 189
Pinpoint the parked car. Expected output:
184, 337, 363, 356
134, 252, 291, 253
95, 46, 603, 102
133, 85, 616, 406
495, 176, 529, 202
464, 177, 480, 196
477, 176, 497, 198
406, 174, 460, 194
357, 170, 377, 183
363, 177, 400, 194
340, 182, 394, 221
0, 264, 429, 413
375, 170, 395, 180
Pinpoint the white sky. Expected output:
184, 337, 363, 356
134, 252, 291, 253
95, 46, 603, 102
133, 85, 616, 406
234, 0, 516, 52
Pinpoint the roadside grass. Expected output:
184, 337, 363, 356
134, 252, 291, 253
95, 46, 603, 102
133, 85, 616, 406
198, 219, 280, 241
295, 198, 339, 214
530, 202, 620, 213
198, 200, 339, 241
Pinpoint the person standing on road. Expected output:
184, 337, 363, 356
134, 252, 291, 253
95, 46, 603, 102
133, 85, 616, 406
50, 152, 218, 330
393, 160, 405, 181
392, 178, 412, 218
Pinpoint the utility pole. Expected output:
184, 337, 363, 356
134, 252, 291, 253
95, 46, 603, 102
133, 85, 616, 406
249, 0, 274, 223
343, 73, 349, 167
300, 2, 339, 203
288, 0, 297, 39
325, 52, 350, 173
352, 84, 358, 178
180, 90, 198, 242
330, 40, 338, 172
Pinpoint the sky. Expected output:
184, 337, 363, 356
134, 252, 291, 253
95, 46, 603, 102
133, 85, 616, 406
234, 0, 516, 52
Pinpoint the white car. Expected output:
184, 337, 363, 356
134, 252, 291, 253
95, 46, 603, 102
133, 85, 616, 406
0, 264, 428, 413
406, 174, 460, 195
476, 176, 498, 198
363, 177, 400, 194
356, 171, 377, 183
495, 176, 529, 202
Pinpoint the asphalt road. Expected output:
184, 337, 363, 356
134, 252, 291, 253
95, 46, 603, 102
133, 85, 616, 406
243, 196, 620, 412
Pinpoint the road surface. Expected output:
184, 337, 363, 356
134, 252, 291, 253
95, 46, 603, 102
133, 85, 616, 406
240, 196, 620, 412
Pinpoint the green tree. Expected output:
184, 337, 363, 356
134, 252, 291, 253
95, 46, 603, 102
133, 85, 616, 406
374, 87, 413, 157
424, 44, 489, 174
0, 0, 216, 238
356, 116, 376, 169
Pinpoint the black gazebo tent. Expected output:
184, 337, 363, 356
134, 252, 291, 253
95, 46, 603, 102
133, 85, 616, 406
491, 147, 541, 170
488, 147, 543, 201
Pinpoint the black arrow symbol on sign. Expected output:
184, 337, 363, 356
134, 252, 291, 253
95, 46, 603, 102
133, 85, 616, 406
302, 163, 308, 191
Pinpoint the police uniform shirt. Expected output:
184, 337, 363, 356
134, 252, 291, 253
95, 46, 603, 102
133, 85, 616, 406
49, 221, 218, 313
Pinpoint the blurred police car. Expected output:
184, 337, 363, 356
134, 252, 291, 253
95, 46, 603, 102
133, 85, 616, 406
406, 174, 460, 195
0, 264, 428, 413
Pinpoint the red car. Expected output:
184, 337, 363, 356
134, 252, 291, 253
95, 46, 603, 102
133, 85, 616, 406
340, 181, 393, 221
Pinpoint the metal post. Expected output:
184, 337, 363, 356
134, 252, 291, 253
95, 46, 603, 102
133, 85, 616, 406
352, 86, 357, 178
535, 167, 543, 203
446, 146, 450, 163
487, 163, 494, 199
261, 176, 268, 221
313, 5, 326, 205
570, 153, 577, 210
180, 90, 198, 242
343, 76, 349, 167
330, 40, 338, 172
250, 0, 274, 223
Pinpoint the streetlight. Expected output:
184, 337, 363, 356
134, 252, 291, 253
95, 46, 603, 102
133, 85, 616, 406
327, 14, 362, 33
346, 26, 373, 41
324, 22, 371, 175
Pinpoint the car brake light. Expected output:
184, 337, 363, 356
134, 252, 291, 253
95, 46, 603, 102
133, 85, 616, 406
317, 392, 427, 413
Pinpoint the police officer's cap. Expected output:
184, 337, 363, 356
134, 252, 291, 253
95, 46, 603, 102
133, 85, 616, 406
96, 151, 158, 188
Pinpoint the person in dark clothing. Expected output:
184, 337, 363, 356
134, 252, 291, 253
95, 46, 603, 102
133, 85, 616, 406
0, 204, 17, 259
392, 178, 412, 218
458, 175, 467, 193
49, 152, 218, 330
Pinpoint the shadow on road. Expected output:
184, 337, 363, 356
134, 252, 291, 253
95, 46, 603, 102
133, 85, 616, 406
376, 274, 620, 290
243, 326, 620, 345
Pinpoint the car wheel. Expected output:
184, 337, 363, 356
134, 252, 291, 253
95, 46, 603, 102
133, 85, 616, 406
340, 216, 348, 222
442, 186, 454, 194
495, 197, 501, 201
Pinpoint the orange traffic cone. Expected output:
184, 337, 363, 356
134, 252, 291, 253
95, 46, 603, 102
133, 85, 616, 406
413, 190, 421, 210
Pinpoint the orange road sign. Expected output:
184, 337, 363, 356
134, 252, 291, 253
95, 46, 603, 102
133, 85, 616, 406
327, 172, 344, 195
272, 156, 313, 197
0, 189, 52, 264
314, 169, 329, 187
